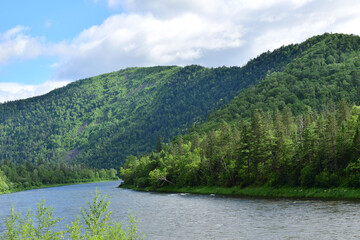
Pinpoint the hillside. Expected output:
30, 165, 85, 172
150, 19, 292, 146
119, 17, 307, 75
120, 33, 360, 189
0, 42, 304, 169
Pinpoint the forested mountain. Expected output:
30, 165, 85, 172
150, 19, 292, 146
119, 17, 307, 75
120, 33, 360, 189
0, 40, 307, 169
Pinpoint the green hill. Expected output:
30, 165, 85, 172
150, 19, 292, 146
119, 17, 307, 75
120, 33, 360, 189
0, 41, 305, 169
200, 33, 360, 131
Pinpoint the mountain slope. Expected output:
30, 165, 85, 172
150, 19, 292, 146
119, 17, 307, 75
198, 33, 360, 132
120, 33, 360, 189
2, 33, 355, 169
0, 42, 305, 168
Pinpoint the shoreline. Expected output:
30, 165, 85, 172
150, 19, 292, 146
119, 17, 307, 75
0, 179, 119, 195
119, 184, 360, 201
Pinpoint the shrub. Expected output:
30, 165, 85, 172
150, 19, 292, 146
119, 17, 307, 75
1, 191, 144, 240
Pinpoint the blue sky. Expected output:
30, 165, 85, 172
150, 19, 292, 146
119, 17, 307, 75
0, 0, 116, 85
1, 0, 360, 102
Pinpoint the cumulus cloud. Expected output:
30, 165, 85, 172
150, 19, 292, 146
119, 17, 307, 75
104, 0, 313, 18
2, 0, 360, 102
0, 26, 44, 65
53, 0, 360, 80
0, 80, 70, 103
52, 12, 244, 80
6, 0, 360, 80
251, 0, 360, 56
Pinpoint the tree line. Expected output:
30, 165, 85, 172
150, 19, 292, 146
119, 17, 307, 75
0, 31, 324, 169
120, 33, 360, 190
0, 160, 118, 194
121, 101, 360, 189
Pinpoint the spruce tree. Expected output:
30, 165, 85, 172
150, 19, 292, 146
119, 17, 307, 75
155, 135, 163, 153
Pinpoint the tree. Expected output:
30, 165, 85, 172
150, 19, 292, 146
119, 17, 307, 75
0, 170, 9, 193
155, 135, 163, 153
282, 106, 294, 137
323, 113, 338, 171
190, 133, 200, 152
149, 168, 173, 187
249, 110, 271, 182
337, 99, 350, 125
1, 191, 143, 240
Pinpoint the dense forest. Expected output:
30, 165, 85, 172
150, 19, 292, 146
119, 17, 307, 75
0, 41, 303, 169
120, 33, 360, 189
0, 161, 118, 194
1, 32, 360, 191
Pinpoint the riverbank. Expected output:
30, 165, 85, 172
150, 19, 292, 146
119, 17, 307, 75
120, 184, 360, 201
0, 178, 119, 195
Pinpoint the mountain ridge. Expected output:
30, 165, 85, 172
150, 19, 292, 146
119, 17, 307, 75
120, 33, 360, 189
1, 32, 358, 169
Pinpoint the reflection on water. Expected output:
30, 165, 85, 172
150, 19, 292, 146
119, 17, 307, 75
1, 181, 360, 239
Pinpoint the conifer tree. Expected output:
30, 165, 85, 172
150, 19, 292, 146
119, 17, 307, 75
155, 135, 163, 153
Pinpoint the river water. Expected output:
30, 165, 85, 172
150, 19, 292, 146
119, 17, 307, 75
0, 181, 360, 239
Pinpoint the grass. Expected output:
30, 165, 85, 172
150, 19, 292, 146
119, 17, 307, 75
120, 184, 360, 201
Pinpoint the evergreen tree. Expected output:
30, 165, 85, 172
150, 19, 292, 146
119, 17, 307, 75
155, 135, 163, 153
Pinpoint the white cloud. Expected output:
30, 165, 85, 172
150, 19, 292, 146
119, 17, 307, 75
252, 0, 360, 56
57, 0, 360, 81
52, 12, 244, 80
333, 17, 360, 36
104, 0, 313, 17
0, 26, 44, 65
0, 80, 70, 103
2, 0, 360, 102
253, 13, 336, 56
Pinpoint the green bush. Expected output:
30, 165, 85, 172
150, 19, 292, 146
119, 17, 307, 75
314, 170, 339, 188
300, 165, 317, 187
1, 191, 144, 240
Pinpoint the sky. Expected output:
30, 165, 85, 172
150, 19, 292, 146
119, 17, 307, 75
1, 0, 360, 102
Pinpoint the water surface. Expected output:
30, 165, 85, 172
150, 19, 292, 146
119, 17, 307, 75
1, 181, 360, 239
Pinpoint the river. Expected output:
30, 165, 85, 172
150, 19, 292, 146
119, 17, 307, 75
0, 181, 360, 239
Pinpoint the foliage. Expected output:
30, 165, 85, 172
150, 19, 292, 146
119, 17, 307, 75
1, 200, 64, 240
80, 191, 112, 237
0, 33, 312, 169
2, 33, 360, 190
0, 191, 143, 240
0, 170, 9, 193
0, 160, 118, 193
121, 33, 360, 190
202, 33, 360, 130
121, 103, 360, 189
